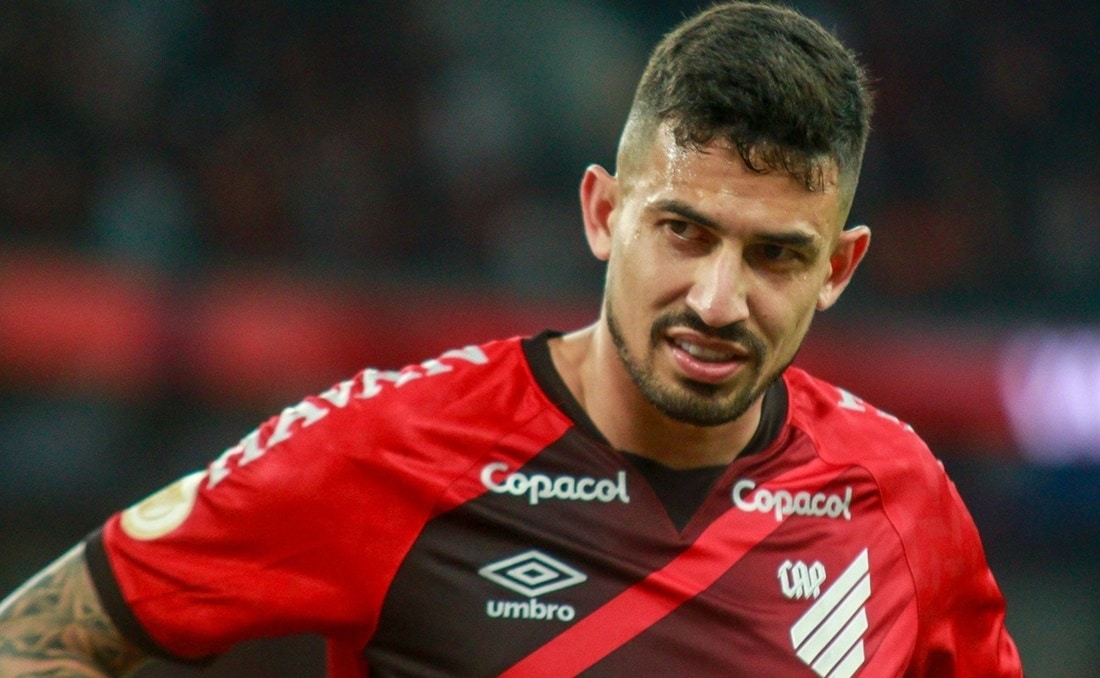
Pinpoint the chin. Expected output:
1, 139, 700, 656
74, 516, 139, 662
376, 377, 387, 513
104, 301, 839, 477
643, 377, 760, 428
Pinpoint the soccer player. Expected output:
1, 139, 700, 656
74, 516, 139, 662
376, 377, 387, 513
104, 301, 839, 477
0, 3, 1022, 676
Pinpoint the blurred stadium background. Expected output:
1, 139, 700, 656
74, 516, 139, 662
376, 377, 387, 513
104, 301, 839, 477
1, 1, 1097, 674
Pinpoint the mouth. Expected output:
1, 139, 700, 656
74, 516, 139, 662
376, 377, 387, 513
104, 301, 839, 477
666, 331, 753, 384
671, 337, 743, 362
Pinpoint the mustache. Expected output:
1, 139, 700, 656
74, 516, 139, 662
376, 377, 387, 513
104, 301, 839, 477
651, 311, 767, 358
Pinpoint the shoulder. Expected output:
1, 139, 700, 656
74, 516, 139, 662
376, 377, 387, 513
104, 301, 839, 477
783, 366, 933, 466
300, 334, 538, 433
783, 365, 981, 564
781, 366, 954, 518
202, 335, 550, 491
353, 335, 527, 402
342, 334, 571, 440
782, 368, 1013, 660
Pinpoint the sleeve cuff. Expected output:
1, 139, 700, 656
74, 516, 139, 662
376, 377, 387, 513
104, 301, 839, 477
83, 527, 216, 667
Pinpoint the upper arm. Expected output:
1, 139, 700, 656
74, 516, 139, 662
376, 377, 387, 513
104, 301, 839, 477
0, 542, 148, 677
903, 471, 1023, 676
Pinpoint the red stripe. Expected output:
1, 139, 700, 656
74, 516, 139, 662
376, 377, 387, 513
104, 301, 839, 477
501, 458, 845, 677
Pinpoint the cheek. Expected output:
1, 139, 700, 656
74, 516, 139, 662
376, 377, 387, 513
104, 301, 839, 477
750, 284, 820, 348
619, 234, 698, 310
609, 236, 661, 302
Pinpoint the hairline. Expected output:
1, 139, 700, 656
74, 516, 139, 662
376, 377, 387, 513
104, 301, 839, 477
615, 114, 862, 215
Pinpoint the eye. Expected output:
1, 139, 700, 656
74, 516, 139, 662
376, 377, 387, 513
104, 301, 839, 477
748, 241, 807, 269
759, 243, 797, 262
665, 220, 706, 242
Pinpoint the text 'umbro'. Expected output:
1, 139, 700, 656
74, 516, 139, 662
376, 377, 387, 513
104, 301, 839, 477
485, 598, 577, 622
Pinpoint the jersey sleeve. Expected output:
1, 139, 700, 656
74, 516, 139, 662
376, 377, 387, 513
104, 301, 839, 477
86, 397, 399, 659
900, 466, 1023, 676
786, 369, 1023, 676
84, 342, 518, 661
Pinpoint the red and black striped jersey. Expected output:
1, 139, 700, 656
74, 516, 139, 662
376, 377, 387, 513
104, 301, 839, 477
86, 332, 1021, 676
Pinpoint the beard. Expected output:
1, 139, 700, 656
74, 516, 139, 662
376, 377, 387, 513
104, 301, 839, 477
606, 300, 780, 427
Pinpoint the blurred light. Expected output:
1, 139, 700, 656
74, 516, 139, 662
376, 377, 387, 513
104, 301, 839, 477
999, 328, 1100, 463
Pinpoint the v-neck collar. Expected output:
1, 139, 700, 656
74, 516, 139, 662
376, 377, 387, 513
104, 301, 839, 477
521, 330, 788, 460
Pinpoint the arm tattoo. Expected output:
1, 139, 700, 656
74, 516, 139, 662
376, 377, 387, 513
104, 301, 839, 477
0, 543, 147, 677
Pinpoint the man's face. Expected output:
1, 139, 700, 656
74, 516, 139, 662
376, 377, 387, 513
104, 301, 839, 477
586, 125, 863, 427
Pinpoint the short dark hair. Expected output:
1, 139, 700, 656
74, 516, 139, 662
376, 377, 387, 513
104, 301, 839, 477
620, 1, 873, 195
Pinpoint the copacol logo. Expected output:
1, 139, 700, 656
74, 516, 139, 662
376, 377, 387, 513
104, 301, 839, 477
479, 550, 586, 622
480, 463, 630, 506
732, 479, 853, 522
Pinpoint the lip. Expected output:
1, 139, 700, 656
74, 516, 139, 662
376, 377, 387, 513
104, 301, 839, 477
665, 332, 751, 384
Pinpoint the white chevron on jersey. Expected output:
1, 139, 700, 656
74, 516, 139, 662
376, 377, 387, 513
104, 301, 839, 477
789, 548, 871, 678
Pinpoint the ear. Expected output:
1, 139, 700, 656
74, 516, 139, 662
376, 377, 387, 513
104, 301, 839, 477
579, 164, 618, 261
817, 224, 871, 310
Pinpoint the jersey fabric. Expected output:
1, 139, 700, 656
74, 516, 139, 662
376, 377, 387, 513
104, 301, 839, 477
86, 332, 1022, 677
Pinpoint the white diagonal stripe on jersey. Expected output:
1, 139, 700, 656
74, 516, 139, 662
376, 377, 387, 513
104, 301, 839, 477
790, 548, 871, 673
826, 638, 866, 678
812, 608, 868, 677
790, 548, 869, 646
795, 573, 870, 666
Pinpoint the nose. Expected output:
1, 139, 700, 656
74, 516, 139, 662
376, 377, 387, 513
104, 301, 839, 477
685, 248, 750, 328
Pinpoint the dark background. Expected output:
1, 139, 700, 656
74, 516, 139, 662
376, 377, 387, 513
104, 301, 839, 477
1, 1, 1097, 675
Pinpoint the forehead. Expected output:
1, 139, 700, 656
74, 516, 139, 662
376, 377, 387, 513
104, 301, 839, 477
622, 124, 847, 235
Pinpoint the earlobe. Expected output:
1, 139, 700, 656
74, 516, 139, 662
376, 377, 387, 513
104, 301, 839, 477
580, 164, 618, 261
817, 225, 871, 310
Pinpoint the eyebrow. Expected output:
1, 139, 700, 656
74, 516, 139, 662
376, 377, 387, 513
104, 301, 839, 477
649, 198, 823, 252
650, 199, 724, 232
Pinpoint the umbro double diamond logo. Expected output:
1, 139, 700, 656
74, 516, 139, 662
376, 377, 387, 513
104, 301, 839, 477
790, 548, 871, 678
480, 549, 587, 597
480, 550, 586, 622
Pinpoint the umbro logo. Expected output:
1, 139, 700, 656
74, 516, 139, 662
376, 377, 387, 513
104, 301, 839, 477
789, 548, 871, 678
480, 549, 587, 597
480, 550, 586, 622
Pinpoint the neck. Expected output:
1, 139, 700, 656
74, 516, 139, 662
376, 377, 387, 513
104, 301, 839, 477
549, 324, 764, 469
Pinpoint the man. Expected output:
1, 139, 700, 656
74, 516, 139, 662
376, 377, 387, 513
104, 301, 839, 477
0, 3, 1021, 676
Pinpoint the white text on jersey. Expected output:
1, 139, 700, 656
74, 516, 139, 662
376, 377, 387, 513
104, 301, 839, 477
779, 559, 827, 600
481, 463, 630, 505
207, 346, 489, 488
732, 479, 852, 522
480, 550, 585, 622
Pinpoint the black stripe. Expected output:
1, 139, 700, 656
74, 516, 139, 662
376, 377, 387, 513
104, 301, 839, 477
522, 330, 609, 445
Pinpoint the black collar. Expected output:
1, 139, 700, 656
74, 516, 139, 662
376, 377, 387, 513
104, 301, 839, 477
521, 330, 788, 459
